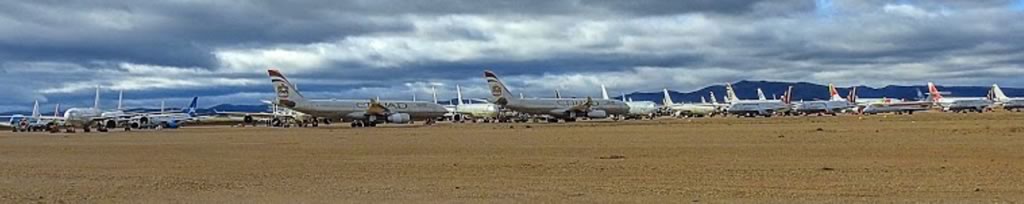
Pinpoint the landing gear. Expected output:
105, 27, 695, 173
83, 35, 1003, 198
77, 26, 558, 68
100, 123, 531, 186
350, 120, 377, 128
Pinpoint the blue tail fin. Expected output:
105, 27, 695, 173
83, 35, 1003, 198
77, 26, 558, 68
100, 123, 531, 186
184, 97, 198, 117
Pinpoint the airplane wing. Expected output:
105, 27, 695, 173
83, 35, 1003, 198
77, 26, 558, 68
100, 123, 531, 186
215, 111, 278, 117
366, 98, 391, 116
556, 97, 594, 113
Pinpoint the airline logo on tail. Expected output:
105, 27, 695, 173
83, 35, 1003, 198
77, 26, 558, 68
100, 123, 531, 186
268, 69, 301, 108
484, 70, 515, 105
277, 84, 290, 99
828, 83, 845, 101
484, 71, 504, 97
927, 82, 943, 101
185, 97, 199, 117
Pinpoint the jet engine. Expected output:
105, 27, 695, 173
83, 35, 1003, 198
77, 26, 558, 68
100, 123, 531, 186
131, 117, 150, 129
105, 120, 117, 129
586, 110, 608, 118
387, 113, 411, 123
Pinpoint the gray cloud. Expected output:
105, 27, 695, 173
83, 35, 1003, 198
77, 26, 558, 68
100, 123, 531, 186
1, 0, 1024, 111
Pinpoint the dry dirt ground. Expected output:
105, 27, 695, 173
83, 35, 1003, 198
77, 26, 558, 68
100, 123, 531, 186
1, 112, 1023, 203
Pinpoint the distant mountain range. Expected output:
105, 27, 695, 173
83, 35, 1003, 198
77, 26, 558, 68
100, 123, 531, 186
3, 81, 1022, 116
629, 80, 1024, 104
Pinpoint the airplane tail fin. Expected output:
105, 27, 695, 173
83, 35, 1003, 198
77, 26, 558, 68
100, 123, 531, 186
701, 96, 707, 104
484, 70, 515, 105
431, 86, 438, 104
117, 90, 124, 110
268, 69, 306, 108
710, 91, 719, 104
756, 88, 767, 100
725, 83, 739, 103
927, 82, 943, 102
601, 85, 610, 100
846, 87, 858, 103
54, 104, 60, 117
662, 88, 675, 105
554, 89, 562, 99
456, 85, 465, 105
828, 83, 843, 101
94, 86, 101, 110
992, 84, 1010, 102
621, 93, 626, 102
31, 100, 40, 119
782, 86, 794, 104
184, 97, 198, 117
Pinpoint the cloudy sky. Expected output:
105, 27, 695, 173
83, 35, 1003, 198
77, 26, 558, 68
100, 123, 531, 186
3, 0, 1024, 111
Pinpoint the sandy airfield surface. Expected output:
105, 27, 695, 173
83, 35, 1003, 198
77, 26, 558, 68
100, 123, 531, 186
1, 113, 1023, 203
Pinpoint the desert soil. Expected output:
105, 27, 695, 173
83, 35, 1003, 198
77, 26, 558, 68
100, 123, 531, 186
1, 112, 1023, 203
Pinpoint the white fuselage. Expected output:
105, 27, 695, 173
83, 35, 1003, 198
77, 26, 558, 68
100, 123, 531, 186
624, 101, 658, 116
726, 100, 791, 115
290, 99, 449, 122
793, 100, 854, 114
62, 108, 103, 127
456, 103, 500, 118
931, 97, 993, 111
665, 103, 719, 116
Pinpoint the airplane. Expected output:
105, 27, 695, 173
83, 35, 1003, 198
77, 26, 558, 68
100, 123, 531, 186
850, 87, 928, 108
790, 83, 856, 116
484, 70, 629, 122
724, 83, 792, 117
127, 97, 207, 129
2, 101, 63, 132
51, 87, 134, 132
991, 84, 1024, 112
215, 101, 319, 127
927, 82, 993, 113
850, 87, 932, 115
859, 99, 932, 115
602, 85, 656, 120
660, 89, 720, 117
268, 69, 448, 127
449, 85, 501, 122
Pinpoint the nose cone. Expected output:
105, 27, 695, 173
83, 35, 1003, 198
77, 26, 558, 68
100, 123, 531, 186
63, 109, 76, 118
